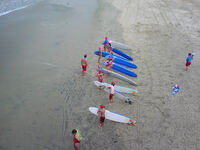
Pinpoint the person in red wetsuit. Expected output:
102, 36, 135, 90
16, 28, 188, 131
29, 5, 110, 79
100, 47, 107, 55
98, 47, 102, 63
98, 104, 105, 128
107, 57, 113, 70
81, 54, 88, 76
107, 82, 115, 104
107, 42, 112, 53
72, 129, 80, 150
96, 69, 103, 82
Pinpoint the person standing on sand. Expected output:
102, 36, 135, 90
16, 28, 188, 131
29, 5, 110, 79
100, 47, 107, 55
107, 42, 112, 53
72, 129, 81, 150
103, 37, 109, 51
185, 53, 193, 71
96, 69, 103, 82
107, 56, 113, 70
107, 82, 115, 104
81, 54, 88, 76
98, 104, 105, 128
98, 47, 102, 63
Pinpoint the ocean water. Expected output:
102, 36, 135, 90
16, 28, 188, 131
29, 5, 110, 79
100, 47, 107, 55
0, 0, 42, 16
0, 0, 99, 17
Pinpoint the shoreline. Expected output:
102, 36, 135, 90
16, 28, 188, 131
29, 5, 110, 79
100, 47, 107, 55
0, 5, 31, 17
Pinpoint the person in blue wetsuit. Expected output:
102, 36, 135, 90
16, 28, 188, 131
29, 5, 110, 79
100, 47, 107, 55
185, 53, 194, 71
103, 37, 109, 51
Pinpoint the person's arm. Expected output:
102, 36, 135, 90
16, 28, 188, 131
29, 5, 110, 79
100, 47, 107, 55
81, 59, 83, 65
97, 109, 101, 115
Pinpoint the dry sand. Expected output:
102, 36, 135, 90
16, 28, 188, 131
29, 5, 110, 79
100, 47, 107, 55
1, 0, 200, 150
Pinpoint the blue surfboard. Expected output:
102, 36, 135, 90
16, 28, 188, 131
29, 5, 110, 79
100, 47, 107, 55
107, 56, 137, 69
95, 51, 128, 61
104, 61, 137, 77
112, 48, 133, 61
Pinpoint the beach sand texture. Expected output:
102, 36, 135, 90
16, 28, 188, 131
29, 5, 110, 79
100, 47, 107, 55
0, 0, 200, 150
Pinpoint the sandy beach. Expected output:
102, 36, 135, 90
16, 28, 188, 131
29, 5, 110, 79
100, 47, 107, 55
1, 0, 200, 150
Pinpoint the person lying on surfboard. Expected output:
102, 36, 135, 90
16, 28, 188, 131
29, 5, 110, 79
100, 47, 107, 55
81, 54, 88, 76
107, 82, 115, 105
98, 104, 105, 128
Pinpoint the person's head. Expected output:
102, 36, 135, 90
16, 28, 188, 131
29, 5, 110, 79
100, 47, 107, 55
111, 52, 114, 55
99, 70, 102, 73
112, 82, 115, 86
84, 54, 87, 58
175, 84, 179, 88
109, 43, 111, 46
105, 37, 108, 39
108, 57, 112, 61
188, 53, 191, 56
98, 64, 101, 68
100, 104, 104, 109
99, 47, 101, 51
72, 129, 77, 135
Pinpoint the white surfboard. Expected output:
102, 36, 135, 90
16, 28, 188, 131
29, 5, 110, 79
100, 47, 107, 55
109, 40, 131, 50
94, 81, 133, 104
94, 81, 138, 94
89, 107, 136, 124
103, 87, 133, 103
102, 68, 137, 86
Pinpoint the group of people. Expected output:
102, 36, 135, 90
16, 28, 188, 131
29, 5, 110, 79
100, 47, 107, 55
77, 37, 195, 150
74, 37, 116, 150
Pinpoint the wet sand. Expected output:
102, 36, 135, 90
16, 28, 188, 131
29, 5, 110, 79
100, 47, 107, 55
1, 0, 200, 150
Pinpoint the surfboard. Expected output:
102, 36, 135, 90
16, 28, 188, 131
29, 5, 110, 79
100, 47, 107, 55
104, 61, 137, 77
109, 41, 131, 50
106, 56, 137, 69
95, 51, 128, 61
112, 47, 133, 61
101, 68, 137, 86
94, 81, 138, 94
103, 87, 133, 104
89, 106, 136, 124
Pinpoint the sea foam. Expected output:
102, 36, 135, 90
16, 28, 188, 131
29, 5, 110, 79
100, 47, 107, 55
0, 5, 31, 17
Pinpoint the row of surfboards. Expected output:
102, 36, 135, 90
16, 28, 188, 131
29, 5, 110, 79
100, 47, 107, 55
89, 40, 137, 124
95, 51, 137, 77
